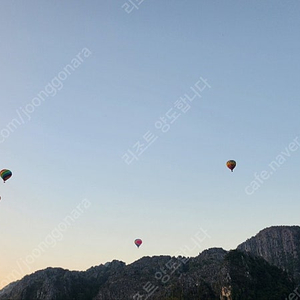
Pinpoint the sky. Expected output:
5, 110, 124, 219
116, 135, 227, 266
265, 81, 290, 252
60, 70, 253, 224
0, 0, 300, 288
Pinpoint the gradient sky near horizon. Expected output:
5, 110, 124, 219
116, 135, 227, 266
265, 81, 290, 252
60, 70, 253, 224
0, 0, 300, 288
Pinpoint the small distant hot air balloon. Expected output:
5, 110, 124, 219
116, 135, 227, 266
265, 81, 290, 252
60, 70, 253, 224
134, 239, 142, 248
0, 169, 12, 182
226, 160, 236, 172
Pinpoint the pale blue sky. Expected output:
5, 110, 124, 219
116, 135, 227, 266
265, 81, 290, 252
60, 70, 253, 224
0, 0, 300, 287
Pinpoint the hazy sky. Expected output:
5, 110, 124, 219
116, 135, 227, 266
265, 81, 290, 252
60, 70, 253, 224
0, 0, 300, 288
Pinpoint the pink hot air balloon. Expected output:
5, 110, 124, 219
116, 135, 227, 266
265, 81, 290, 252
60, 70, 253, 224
134, 239, 142, 248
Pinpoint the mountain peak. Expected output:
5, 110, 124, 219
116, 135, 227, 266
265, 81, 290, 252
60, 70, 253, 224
237, 225, 300, 282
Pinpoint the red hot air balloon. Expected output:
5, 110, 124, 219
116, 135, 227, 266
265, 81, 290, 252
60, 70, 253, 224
134, 239, 142, 248
226, 160, 236, 172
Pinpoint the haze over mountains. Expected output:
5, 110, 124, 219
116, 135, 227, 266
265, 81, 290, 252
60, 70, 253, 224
0, 226, 299, 300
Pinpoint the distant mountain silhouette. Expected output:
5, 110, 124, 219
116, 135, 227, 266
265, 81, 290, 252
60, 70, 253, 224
1, 226, 299, 300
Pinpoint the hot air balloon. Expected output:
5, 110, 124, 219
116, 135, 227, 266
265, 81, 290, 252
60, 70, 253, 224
134, 239, 142, 248
0, 169, 12, 182
226, 160, 236, 172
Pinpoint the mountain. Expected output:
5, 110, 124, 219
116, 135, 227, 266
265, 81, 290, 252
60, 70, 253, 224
0, 261, 125, 300
0, 225, 299, 299
237, 225, 300, 283
0, 249, 294, 299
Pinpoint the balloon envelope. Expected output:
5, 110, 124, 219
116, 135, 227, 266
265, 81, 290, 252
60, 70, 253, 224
0, 169, 12, 182
134, 239, 142, 248
226, 160, 236, 172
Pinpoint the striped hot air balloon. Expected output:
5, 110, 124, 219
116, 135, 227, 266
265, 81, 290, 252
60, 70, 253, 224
0, 169, 12, 182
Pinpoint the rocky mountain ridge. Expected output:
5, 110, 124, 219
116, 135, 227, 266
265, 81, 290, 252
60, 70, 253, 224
0, 225, 299, 300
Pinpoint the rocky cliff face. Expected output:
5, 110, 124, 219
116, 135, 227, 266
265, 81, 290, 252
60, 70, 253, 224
0, 247, 294, 300
237, 225, 300, 283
